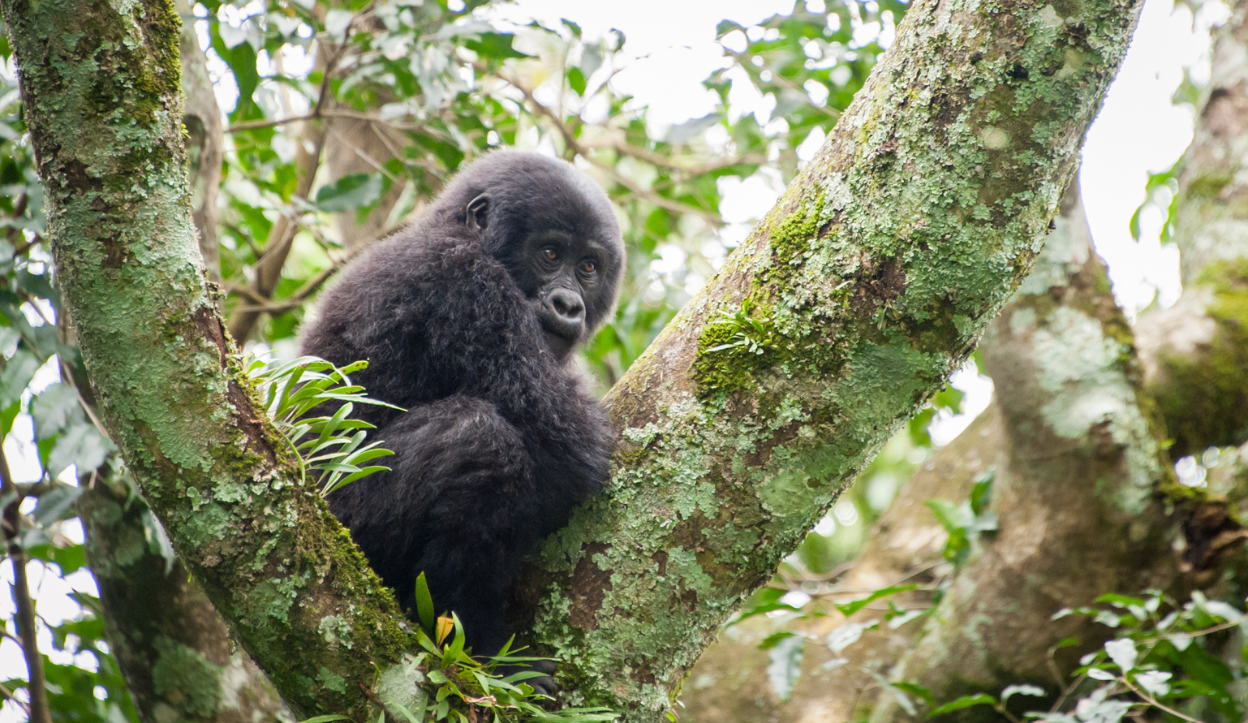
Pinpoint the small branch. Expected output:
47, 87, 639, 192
482, 64, 725, 226
227, 113, 317, 133
1120, 677, 1200, 723
0, 446, 52, 723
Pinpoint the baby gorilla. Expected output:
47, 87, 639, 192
300, 151, 621, 659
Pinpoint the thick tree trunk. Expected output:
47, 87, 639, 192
516, 0, 1144, 715
868, 186, 1178, 722
1137, 0, 1248, 458
4, 0, 1143, 720
681, 3, 1248, 715
1, 3, 412, 719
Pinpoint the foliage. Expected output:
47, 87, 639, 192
887, 590, 1248, 723
246, 355, 399, 496
925, 467, 997, 568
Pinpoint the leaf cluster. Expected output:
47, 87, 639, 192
246, 355, 401, 496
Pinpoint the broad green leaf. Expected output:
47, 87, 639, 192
766, 634, 805, 702
929, 693, 998, 716
0, 348, 40, 408
314, 173, 384, 213
47, 422, 110, 477
33, 484, 84, 526
31, 383, 82, 440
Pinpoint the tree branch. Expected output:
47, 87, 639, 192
511, 0, 1147, 715
0, 445, 52, 723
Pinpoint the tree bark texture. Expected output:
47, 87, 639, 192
4, 0, 1143, 720
517, 0, 1144, 716
679, 404, 1001, 722
0, 2, 414, 719
1137, 0, 1248, 458
81, 483, 291, 723
72, 23, 290, 722
678, 10, 1248, 705
867, 182, 1180, 722
176, 0, 223, 283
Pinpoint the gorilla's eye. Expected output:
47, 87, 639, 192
542, 247, 558, 261
579, 259, 597, 274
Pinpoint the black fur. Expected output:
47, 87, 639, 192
299, 151, 621, 657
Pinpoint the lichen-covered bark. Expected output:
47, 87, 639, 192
515, 0, 1145, 716
0, 2, 414, 719
679, 404, 1001, 722
6, 0, 1142, 718
867, 183, 1181, 722
81, 483, 291, 723
1136, 0, 1248, 457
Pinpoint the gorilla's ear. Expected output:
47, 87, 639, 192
466, 193, 490, 231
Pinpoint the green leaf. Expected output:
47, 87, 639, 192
462, 33, 530, 60
224, 42, 259, 114
315, 173, 384, 213
31, 383, 82, 440
925, 499, 963, 534
1, 349, 41, 408
833, 585, 915, 618
47, 422, 111, 477
567, 67, 587, 96
298, 716, 353, 723
415, 572, 436, 636
929, 693, 998, 716
766, 634, 805, 702
891, 681, 934, 705
759, 631, 796, 650
33, 484, 84, 526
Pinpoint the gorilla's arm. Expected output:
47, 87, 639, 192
327, 396, 538, 655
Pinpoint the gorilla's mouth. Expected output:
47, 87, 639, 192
539, 318, 580, 359
536, 288, 585, 358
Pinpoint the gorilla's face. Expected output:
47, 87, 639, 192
459, 159, 623, 362
519, 228, 614, 359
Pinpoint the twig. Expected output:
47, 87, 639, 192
483, 64, 725, 226
1120, 677, 1200, 723
0, 446, 52, 723
0, 679, 30, 715
227, 113, 317, 133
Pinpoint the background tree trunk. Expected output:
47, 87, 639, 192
81, 482, 291, 723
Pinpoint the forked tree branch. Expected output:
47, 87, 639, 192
3, 0, 1144, 720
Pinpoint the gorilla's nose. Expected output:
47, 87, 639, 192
547, 288, 585, 324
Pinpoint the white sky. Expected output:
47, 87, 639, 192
0, 0, 1226, 713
